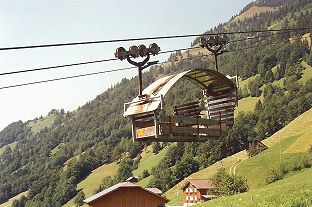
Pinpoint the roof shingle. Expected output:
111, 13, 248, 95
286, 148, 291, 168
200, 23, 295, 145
181, 179, 216, 190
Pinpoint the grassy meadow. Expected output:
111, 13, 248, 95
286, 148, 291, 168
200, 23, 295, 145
166, 108, 312, 205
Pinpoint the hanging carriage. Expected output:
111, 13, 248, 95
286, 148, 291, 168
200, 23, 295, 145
124, 69, 238, 142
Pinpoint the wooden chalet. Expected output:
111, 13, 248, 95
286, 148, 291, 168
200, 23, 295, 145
247, 140, 268, 157
84, 182, 168, 207
180, 179, 217, 206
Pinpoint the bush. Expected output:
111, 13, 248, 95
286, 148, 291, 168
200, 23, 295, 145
301, 156, 312, 168
266, 169, 283, 184
267, 155, 312, 185
174, 156, 199, 182
74, 191, 85, 207
292, 162, 303, 171
139, 169, 150, 180
152, 142, 161, 154
94, 176, 114, 194
213, 168, 249, 196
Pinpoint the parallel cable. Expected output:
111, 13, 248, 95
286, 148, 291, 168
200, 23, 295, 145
0, 66, 136, 90
0, 36, 309, 90
225, 42, 283, 53
226, 36, 311, 53
0, 27, 308, 51
1, 30, 308, 76
0, 47, 200, 76
0, 58, 118, 76
1, 33, 308, 77
158, 46, 200, 55
0, 54, 211, 90
228, 30, 297, 43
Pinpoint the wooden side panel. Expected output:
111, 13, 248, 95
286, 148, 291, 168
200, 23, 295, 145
89, 187, 167, 207
207, 91, 237, 128
159, 115, 219, 125
136, 126, 156, 138
161, 126, 221, 137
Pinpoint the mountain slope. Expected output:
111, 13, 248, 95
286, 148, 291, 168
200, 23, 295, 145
231, 6, 278, 23
165, 108, 312, 205
235, 61, 312, 116
1, 0, 312, 206
200, 167, 312, 207
0, 192, 27, 207
63, 162, 118, 207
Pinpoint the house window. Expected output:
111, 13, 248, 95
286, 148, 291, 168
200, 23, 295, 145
190, 196, 194, 201
194, 188, 197, 192
190, 188, 193, 193
186, 196, 189, 201
194, 196, 197, 201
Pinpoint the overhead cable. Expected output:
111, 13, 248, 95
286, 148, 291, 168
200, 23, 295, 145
0, 27, 308, 51
1, 31, 308, 77
0, 55, 211, 90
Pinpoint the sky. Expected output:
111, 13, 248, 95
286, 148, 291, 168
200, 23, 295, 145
0, 0, 252, 131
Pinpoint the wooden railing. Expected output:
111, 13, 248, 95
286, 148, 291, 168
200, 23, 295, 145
132, 114, 225, 141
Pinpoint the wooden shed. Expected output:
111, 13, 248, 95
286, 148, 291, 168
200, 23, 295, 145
84, 182, 168, 207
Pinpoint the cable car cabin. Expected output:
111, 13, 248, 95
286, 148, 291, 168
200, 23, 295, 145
124, 69, 238, 142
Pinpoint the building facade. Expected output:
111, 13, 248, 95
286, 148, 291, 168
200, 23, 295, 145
84, 182, 168, 207
181, 179, 217, 206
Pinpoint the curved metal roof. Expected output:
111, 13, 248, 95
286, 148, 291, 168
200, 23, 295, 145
124, 69, 235, 117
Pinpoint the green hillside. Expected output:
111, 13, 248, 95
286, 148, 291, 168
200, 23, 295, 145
235, 96, 263, 117
165, 108, 312, 205
135, 146, 170, 188
199, 167, 312, 207
235, 61, 312, 116
269, 3, 312, 30
301, 61, 312, 83
133, 146, 170, 178
63, 162, 119, 207
27, 114, 56, 134
0, 141, 17, 156
232, 6, 278, 23
0, 191, 27, 207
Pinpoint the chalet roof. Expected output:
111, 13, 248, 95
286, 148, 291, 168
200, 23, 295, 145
124, 69, 236, 117
84, 182, 168, 204
146, 188, 162, 195
180, 179, 216, 190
